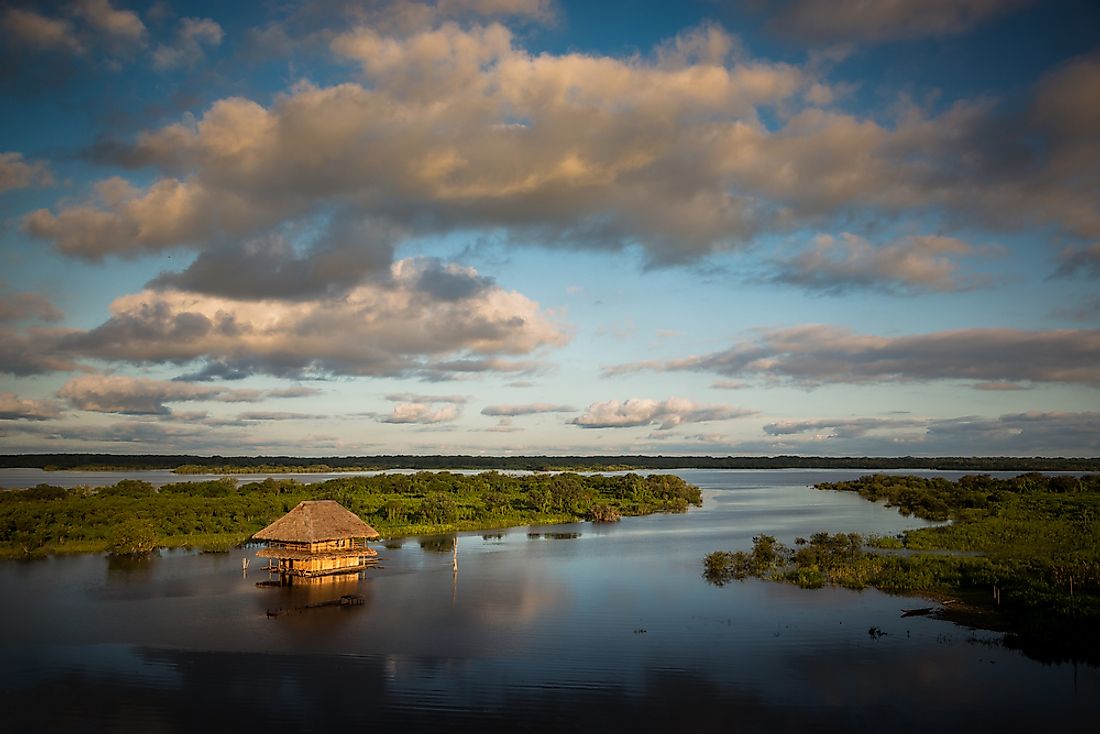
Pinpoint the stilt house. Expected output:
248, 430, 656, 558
254, 500, 380, 578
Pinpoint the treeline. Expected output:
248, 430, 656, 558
0, 471, 701, 559
4, 453, 1099, 472
704, 473, 1100, 663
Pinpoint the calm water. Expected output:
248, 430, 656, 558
1, 469, 1096, 733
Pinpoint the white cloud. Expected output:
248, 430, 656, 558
43, 258, 567, 380
570, 397, 755, 430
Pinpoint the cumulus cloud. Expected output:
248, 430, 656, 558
152, 17, 224, 69
27, 23, 1099, 270
481, 402, 575, 416
607, 326, 1100, 387
28, 23, 816, 264
57, 374, 273, 415
0, 152, 54, 192
0, 292, 63, 323
39, 258, 566, 380
0, 392, 62, 421
770, 0, 1032, 43
770, 232, 981, 293
569, 397, 755, 430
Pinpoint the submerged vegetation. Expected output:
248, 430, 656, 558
704, 473, 1100, 662
0, 471, 701, 559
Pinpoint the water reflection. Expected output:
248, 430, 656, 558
1, 469, 1097, 731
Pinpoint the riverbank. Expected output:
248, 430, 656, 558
0, 471, 701, 559
704, 472, 1100, 662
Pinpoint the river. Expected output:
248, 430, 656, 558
1, 469, 1096, 732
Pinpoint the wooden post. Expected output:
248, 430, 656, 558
452, 536, 458, 574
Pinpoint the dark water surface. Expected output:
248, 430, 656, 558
1, 469, 1096, 733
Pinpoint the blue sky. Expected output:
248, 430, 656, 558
1, 0, 1098, 457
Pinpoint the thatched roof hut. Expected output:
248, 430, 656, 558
254, 500, 380, 578
254, 500, 380, 543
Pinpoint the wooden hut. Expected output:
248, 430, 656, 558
254, 500, 380, 578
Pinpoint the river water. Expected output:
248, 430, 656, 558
1, 469, 1096, 732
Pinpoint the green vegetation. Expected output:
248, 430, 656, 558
704, 473, 1100, 662
5, 453, 1099, 472
0, 471, 701, 559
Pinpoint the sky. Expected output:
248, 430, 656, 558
0, 0, 1098, 458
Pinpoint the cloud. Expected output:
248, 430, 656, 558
385, 392, 467, 404
21, 16, 1098, 274
152, 17, 224, 69
711, 380, 747, 390
756, 411, 1100, 456
147, 229, 396, 300
0, 152, 54, 192
484, 417, 524, 432
481, 402, 575, 416
1, 7, 82, 53
569, 397, 755, 430
0, 292, 63, 323
1054, 243, 1100, 279
72, 0, 146, 45
231, 411, 324, 422
764, 417, 926, 438
29, 23, 815, 264
266, 386, 324, 399
769, 0, 1032, 43
0, 392, 62, 421
0, 327, 83, 375
972, 381, 1034, 391
376, 402, 462, 424
770, 232, 981, 293
57, 374, 275, 415
42, 258, 566, 380
607, 326, 1100, 387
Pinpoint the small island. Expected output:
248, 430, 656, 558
0, 471, 701, 558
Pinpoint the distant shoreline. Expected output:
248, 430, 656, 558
3, 453, 1098, 472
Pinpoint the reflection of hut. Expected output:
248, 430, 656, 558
254, 500, 380, 578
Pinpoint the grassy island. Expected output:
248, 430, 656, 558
704, 473, 1100, 663
0, 471, 701, 559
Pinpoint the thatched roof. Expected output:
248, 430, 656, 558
253, 500, 379, 542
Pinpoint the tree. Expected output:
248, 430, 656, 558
107, 519, 158, 556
